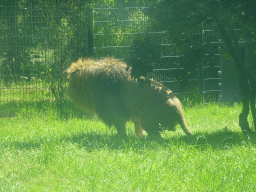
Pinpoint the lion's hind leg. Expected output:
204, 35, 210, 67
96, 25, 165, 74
133, 120, 145, 138
97, 109, 128, 137
112, 119, 128, 137
95, 94, 130, 137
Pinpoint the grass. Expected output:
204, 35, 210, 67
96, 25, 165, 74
0, 102, 256, 191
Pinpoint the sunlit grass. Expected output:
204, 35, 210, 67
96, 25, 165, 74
0, 103, 256, 191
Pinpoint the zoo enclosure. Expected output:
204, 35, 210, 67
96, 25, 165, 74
0, 0, 221, 116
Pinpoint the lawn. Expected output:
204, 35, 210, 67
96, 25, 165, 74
0, 102, 256, 191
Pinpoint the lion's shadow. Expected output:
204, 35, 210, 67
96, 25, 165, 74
4, 128, 256, 152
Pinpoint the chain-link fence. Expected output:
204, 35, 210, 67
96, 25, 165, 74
0, 0, 221, 117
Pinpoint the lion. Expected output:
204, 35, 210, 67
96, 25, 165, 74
66, 57, 193, 137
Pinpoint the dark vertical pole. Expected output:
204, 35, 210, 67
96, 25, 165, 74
87, 0, 94, 57
217, 23, 251, 132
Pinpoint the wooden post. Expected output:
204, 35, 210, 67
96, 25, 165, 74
87, 0, 94, 57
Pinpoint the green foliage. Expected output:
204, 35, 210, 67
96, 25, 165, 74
0, 0, 88, 80
142, 0, 256, 96
0, 0, 90, 101
0, 0, 163, 99
147, 0, 256, 59
144, 0, 208, 86
125, 33, 161, 80
93, 1, 157, 59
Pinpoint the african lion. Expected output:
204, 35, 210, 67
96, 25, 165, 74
66, 57, 193, 137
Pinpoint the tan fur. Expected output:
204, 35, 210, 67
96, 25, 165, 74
120, 78, 192, 136
66, 57, 192, 137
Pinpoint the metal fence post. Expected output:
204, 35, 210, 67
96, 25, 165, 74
87, 0, 94, 57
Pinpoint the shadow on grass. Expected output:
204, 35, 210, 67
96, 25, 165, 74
67, 129, 256, 152
0, 100, 88, 120
183, 129, 256, 149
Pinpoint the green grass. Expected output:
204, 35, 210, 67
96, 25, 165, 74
1, 102, 256, 191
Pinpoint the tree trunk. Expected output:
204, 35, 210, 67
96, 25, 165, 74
217, 23, 252, 132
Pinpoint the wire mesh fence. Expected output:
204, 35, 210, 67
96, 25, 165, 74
93, 5, 151, 59
0, 0, 88, 116
201, 21, 221, 103
0, 0, 221, 116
